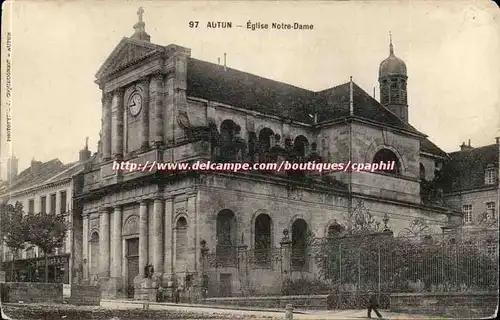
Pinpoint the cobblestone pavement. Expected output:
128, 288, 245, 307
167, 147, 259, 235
101, 300, 437, 319
1, 300, 438, 320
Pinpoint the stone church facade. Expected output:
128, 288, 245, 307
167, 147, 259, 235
75, 10, 462, 298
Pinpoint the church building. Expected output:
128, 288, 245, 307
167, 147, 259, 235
75, 9, 463, 299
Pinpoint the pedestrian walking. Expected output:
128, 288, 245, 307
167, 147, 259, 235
367, 291, 383, 318
174, 287, 180, 304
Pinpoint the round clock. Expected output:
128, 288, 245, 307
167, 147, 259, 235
128, 92, 142, 116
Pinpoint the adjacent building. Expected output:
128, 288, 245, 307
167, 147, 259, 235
0, 144, 92, 286
74, 10, 465, 299
442, 139, 499, 235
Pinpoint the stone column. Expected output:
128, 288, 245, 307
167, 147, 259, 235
139, 200, 148, 277
82, 213, 89, 282
99, 208, 110, 277
141, 77, 151, 150
111, 206, 123, 298
112, 206, 123, 277
102, 92, 112, 160
162, 198, 173, 285
187, 196, 197, 271
153, 197, 164, 275
153, 74, 164, 146
113, 88, 125, 159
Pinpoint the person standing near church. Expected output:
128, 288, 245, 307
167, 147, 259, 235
367, 291, 383, 318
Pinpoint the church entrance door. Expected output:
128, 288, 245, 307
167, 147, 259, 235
219, 273, 232, 297
126, 238, 139, 298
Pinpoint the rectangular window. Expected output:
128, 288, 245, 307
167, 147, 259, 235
50, 193, 56, 214
28, 199, 35, 214
60, 191, 67, 214
485, 168, 496, 185
463, 204, 473, 224
486, 202, 496, 219
40, 196, 47, 214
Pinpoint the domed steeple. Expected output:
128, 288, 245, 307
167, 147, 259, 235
379, 35, 407, 78
378, 33, 409, 123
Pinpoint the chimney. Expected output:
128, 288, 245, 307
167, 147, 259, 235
79, 137, 91, 161
495, 137, 499, 145
6, 155, 18, 181
224, 53, 227, 71
460, 141, 474, 151
218, 57, 220, 65
30, 158, 42, 175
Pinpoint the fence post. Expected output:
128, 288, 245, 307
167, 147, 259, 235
357, 249, 361, 291
285, 304, 293, 320
377, 245, 381, 298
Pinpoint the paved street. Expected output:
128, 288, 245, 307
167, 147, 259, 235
101, 299, 435, 319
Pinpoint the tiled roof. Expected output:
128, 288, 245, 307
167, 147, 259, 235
186, 58, 422, 135
186, 58, 315, 122
421, 138, 449, 159
441, 143, 499, 193
2, 159, 85, 195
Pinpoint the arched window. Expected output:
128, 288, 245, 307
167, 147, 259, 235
219, 120, 239, 161
254, 214, 272, 267
216, 210, 237, 264
390, 80, 399, 103
420, 163, 426, 181
293, 136, 309, 160
291, 219, 308, 270
89, 232, 99, 283
400, 80, 407, 104
373, 148, 401, 175
175, 217, 188, 271
258, 128, 274, 162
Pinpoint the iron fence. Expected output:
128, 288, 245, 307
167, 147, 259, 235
203, 230, 499, 295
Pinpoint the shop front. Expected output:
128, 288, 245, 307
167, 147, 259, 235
1, 254, 70, 284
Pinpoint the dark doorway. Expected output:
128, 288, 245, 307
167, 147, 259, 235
126, 238, 139, 298
219, 273, 232, 297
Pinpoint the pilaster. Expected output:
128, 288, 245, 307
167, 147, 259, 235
99, 208, 110, 277
153, 197, 164, 274
139, 200, 148, 277
111, 206, 123, 278
113, 88, 125, 159
102, 92, 113, 160
162, 198, 173, 285
140, 76, 151, 150
82, 213, 89, 282
153, 73, 165, 146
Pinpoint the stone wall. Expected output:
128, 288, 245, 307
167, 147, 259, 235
201, 295, 329, 310
0, 282, 63, 303
69, 284, 100, 306
390, 292, 498, 319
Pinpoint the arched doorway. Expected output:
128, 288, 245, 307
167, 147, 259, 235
291, 219, 308, 270
372, 148, 401, 174
216, 210, 237, 265
254, 214, 272, 267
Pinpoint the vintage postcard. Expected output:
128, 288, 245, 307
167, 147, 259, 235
0, 1, 499, 319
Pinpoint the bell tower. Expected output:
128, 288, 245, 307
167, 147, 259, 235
378, 33, 408, 123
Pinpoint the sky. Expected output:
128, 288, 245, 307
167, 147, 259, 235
1, 0, 499, 174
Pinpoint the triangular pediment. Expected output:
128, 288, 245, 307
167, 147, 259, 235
95, 37, 163, 79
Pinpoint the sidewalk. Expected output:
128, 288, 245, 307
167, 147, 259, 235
101, 299, 435, 319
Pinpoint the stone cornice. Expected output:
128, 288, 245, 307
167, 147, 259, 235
3, 178, 72, 199
444, 185, 498, 197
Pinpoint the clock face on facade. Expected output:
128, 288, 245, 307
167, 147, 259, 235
128, 92, 142, 116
